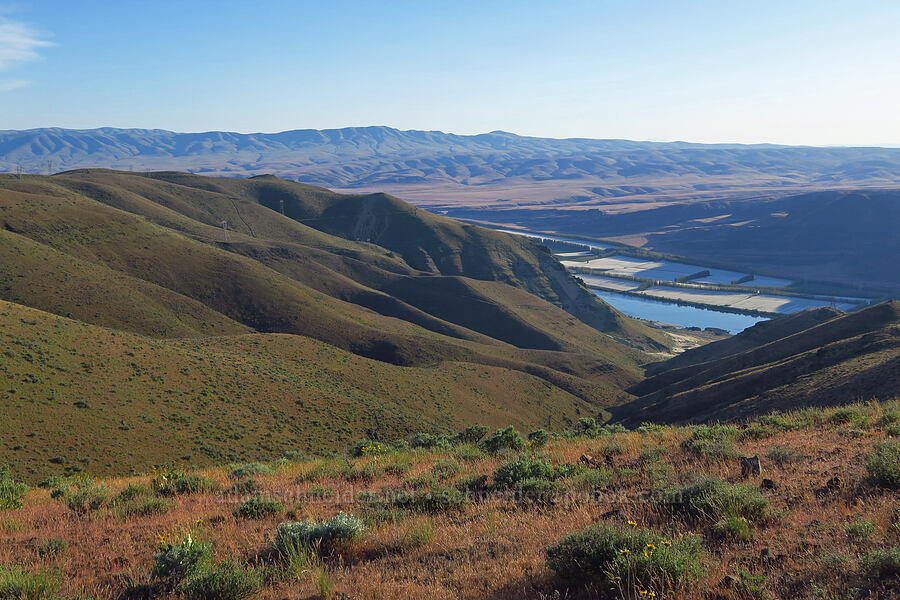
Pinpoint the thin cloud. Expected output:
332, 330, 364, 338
0, 15, 52, 71
0, 77, 29, 91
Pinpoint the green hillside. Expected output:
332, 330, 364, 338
0, 170, 680, 478
0, 299, 605, 481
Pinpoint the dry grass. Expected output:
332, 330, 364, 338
1, 403, 898, 599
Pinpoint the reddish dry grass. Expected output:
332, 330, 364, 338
1, 424, 898, 600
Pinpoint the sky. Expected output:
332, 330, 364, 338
1, 0, 899, 145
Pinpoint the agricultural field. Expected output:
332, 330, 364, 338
1, 402, 898, 600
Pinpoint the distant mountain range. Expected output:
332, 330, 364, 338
4, 127, 900, 199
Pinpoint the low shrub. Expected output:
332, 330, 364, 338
274, 512, 366, 555
226, 478, 262, 496
35, 537, 68, 558
53, 476, 109, 514
181, 560, 260, 600
430, 459, 462, 481
308, 486, 334, 499
712, 515, 751, 541
152, 534, 214, 589
453, 424, 489, 445
454, 474, 489, 494
0, 465, 27, 511
659, 478, 770, 526
298, 461, 341, 482
401, 519, 435, 548
865, 440, 900, 489
568, 468, 612, 491
383, 461, 412, 477
493, 455, 554, 488
859, 546, 900, 579
234, 497, 284, 520
527, 429, 552, 448
390, 486, 470, 513
845, 519, 876, 539
513, 478, 565, 506
452, 444, 486, 463
403, 474, 437, 490
546, 524, 704, 592
408, 433, 450, 451
229, 463, 274, 479
342, 461, 383, 483
0, 564, 61, 599
766, 446, 801, 466
115, 496, 172, 518
681, 425, 738, 459
153, 470, 218, 496
349, 440, 388, 458
481, 426, 525, 454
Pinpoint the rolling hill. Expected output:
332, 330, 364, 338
614, 301, 900, 425
0, 170, 672, 477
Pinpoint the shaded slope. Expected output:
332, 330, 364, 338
614, 302, 900, 424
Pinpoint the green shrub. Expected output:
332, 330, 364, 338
430, 459, 462, 481
229, 463, 274, 479
35, 537, 69, 558
712, 515, 751, 541
865, 441, 900, 489
153, 470, 218, 496
481, 426, 525, 454
454, 474, 488, 494
274, 512, 366, 555
403, 473, 438, 489
527, 429, 552, 448
546, 524, 704, 591
383, 460, 412, 477
0, 564, 61, 599
739, 425, 775, 441
766, 446, 801, 466
682, 425, 738, 459
408, 433, 449, 450
453, 424, 489, 445
53, 476, 109, 514
390, 486, 470, 513
859, 546, 900, 579
845, 519, 876, 539
234, 497, 284, 520
401, 519, 435, 547
758, 413, 800, 432
152, 534, 214, 588
568, 468, 612, 491
342, 461, 383, 483
0, 465, 27, 511
514, 478, 565, 506
659, 478, 770, 525
181, 560, 260, 600
493, 455, 554, 488
297, 460, 341, 482
226, 478, 262, 496
308, 486, 334, 499
452, 444, 486, 463
646, 462, 674, 486
115, 496, 172, 518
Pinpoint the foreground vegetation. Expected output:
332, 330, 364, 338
1, 401, 898, 599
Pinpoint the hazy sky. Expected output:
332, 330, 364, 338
2, 1, 898, 145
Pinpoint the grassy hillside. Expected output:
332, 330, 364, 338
1, 401, 897, 599
616, 302, 900, 425
0, 300, 599, 481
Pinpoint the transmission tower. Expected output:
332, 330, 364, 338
15, 164, 23, 179
46, 160, 53, 175
220, 220, 231, 242
279, 198, 285, 215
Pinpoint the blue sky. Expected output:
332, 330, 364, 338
1, 1, 898, 144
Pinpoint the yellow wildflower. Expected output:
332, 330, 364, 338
627, 520, 637, 527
